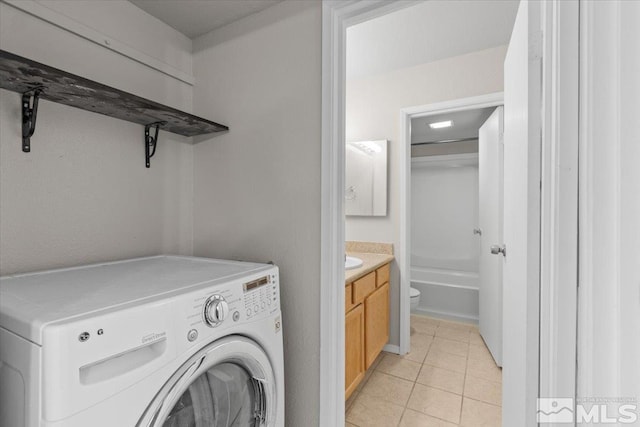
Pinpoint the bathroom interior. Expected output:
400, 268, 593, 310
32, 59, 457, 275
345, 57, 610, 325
409, 107, 496, 324
342, 2, 516, 425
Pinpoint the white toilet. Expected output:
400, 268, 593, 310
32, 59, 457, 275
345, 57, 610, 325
410, 287, 421, 310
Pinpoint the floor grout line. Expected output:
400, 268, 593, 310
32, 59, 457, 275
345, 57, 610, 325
463, 395, 503, 408
348, 315, 501, 427
397, 376, 419, 427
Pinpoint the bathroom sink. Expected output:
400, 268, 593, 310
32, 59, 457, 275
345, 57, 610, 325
345, 256, 363, 270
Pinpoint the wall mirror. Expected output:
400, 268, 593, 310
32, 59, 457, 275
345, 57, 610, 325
345, 140, 388, 216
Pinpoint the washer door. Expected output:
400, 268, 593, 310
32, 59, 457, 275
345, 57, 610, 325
137, 336, 276, 427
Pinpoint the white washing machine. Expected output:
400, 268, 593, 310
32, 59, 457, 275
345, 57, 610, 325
0, 256, 284, 427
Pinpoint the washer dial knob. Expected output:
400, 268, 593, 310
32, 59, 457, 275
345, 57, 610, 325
204, 295, 229, 326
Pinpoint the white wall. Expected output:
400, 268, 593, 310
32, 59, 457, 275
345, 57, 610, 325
1, 1, 324, 424
410, 155, 480, 323
346, 45, 506, 344
411, 156, 479, 272
0, 1, 194, 274
191, 2, 322, 425
346, 0, 518, 79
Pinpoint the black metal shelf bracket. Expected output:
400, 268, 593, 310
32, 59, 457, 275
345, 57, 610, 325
22, 87, 43, 153
2, 50, 228, 167
144, 121, 165, 168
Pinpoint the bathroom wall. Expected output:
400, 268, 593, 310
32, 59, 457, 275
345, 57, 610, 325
411, 155, 479, 272
0, 1, 195, 274
191, 2, 322, 425
410, 154, 480, 322
346, 45, 506, 345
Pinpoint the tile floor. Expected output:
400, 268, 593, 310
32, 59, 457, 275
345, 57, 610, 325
345, 315, 502, 427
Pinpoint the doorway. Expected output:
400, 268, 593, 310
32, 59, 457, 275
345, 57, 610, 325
321, 1, 579, 426
399, 94, 503, 356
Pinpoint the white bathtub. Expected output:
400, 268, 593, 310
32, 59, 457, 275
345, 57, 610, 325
410, 264, 479, 324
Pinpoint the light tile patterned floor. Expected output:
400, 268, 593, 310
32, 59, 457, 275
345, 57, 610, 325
346, 315, 502, 427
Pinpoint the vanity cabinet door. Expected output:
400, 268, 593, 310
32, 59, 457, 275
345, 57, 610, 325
345, 304, 365, 399
364, 282, 389, 369
353, 271, 376, 304
376, 263, 390, 287
345, 283, 355, 312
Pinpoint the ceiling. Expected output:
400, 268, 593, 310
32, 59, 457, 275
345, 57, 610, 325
130, 0, 282, 39
411, 107, 497, 144
347, 0, 519, 79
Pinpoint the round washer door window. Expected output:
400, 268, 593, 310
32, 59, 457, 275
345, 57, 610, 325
162, 362, 257, 427
138, 336, 275, 427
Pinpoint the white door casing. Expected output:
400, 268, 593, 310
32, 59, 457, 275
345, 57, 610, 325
502, 0, 542, 425
399, 93, 503, 352
538, 0, 579, 410
320, 3, 425, 426
478, 106, 504, 367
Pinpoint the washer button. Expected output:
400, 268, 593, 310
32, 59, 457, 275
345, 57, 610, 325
187, 329, 198, 342
233, 311, 240, 321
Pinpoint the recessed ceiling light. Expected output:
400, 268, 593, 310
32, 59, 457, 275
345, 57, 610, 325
352, 141, 382, 154
429, 120, 453, 129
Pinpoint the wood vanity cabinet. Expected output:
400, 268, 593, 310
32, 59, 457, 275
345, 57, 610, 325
376, 263, 390, 287
353, 271, 375, 304
365, 281, 389, 368
345, 303, 365, 400
345, 262, 390, 399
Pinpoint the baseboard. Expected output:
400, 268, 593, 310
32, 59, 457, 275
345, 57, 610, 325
412, 307, 479, 325
383, 344, 401, 354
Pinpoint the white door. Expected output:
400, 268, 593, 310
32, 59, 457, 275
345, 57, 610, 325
478, 106, 503, 367
503, 1, 542, 426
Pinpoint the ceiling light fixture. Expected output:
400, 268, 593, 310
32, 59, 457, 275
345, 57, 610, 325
429, 120, 453, 129
352, 141, 382, 154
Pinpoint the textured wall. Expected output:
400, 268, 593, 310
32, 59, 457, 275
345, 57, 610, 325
0, 1, 194, 274
191, 2, 322, 425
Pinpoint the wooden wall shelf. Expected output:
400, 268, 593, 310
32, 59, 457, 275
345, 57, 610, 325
0, 50, 228, 167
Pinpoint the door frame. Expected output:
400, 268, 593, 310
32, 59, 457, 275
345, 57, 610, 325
320, 2, 420, 425
320, 1, 580, 425
538, 0, 580, 408
399, 92, 504, 352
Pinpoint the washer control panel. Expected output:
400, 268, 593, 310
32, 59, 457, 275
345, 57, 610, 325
203, 294, 230, 326
183, 267, 280, 346
243, 273, 277, 319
